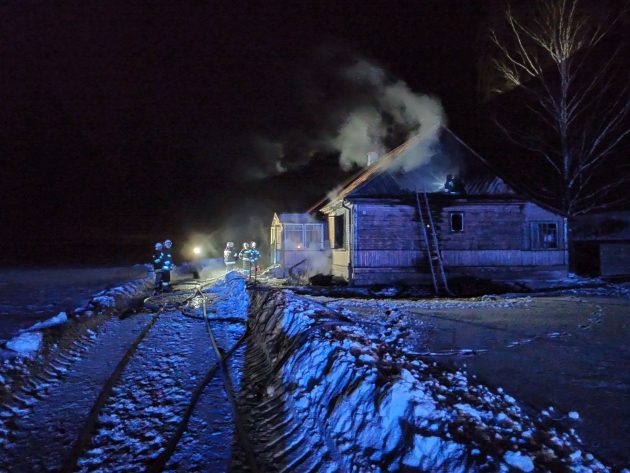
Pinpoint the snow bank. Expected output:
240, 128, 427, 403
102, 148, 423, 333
247, 288, 610, 472
6, 331, 43, 356
20, 312, 68, 332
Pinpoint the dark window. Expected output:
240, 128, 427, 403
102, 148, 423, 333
334, 214, 345, 249
450, 212, 464, 232
531, 222, 559, 249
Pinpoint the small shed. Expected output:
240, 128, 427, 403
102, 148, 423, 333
270, 213, 329, 277
573, 211, 630, 277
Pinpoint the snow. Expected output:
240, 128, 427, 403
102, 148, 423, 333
503, 451, 534, 472
21, 312, 68, 332
248, 287, 615, 472
568, 411, 581, 420
6, 331, 43, 356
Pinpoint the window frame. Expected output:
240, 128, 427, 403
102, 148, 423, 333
530, 221, 560, 250
284, 223, 305, 249
449, 211, 464, 233
304, 223, 324, 250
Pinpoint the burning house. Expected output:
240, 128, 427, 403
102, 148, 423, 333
301, 127, 568, 289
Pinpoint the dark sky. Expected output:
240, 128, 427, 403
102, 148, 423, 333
1, 1, 488, 264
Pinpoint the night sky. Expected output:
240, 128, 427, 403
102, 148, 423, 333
2, 1, 621, 265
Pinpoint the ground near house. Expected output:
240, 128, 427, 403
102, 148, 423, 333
308, 290, 630, 468
0, 267, 627, 471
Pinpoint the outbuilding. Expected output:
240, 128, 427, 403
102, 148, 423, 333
269, 212, 328, 278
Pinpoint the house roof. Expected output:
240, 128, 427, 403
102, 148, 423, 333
273, 212, 320, 225
312, 126, 516, 213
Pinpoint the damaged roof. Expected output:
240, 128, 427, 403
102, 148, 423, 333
313, 127, 517, 212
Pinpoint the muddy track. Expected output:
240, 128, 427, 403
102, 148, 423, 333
0, 279, 253, 472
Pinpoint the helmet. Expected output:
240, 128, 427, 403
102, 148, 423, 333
155, 242, 163, 250
243, 242, 249, 248
250, 241, 257, 248
164, 239, 172, 248
227, 241, 234, 248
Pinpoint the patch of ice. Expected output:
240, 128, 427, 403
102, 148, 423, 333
6, 331, 43, 356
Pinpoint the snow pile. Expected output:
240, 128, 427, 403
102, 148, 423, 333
20, 312, 68, 332
314, 294, 533, 311
247, 289, 610, 472
6, 331, 43, 356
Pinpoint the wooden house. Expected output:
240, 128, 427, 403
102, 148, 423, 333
311, 127, 569, 288
269, 213, 328, 277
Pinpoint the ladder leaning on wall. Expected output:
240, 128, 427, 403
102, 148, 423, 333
415, 189, 452, 296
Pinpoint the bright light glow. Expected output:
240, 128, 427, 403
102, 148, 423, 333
193, 246, 201, 255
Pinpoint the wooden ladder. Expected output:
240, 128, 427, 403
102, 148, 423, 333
415, 189, 451, 296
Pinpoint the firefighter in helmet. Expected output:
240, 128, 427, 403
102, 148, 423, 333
152, 242, 164, 294
249, 241, 261, 280
224, 241, 238, 274
161, 239, 174, 291
239, 242, 251, 276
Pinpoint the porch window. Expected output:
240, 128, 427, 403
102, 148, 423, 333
305, 224, 324, 249
531, 222, 559, 249
284, 224, 304, 249
334, 214, 345, 249
450, 212, 464, 233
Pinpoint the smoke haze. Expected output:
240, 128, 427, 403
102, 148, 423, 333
252, 47, 446, 176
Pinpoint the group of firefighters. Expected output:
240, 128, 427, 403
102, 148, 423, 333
224, 241, 261, 279
150, 239, 261, 293
151, 239, 174, 293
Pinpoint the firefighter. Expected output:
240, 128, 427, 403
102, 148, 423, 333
161, 239, 174, 291
224, 241, 238, 274
152, 242, 164, 294
249, 241, 261, 280
239, 242, 251, 276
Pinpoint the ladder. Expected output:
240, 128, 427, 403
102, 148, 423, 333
415, 189, 451, 296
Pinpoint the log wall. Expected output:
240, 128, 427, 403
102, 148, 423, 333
338, 200, 568, 285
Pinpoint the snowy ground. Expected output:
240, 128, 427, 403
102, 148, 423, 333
0, 274, 249, 472
0, 267, 147, 341
1, 269, 627, 471
305, 290, 630, 468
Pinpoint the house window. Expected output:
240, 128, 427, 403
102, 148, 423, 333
305, 224, 324, 249
284, 224, 304, 249
531, 222, 559, 249
334, 214, 345, 249
450, 212, 464, 233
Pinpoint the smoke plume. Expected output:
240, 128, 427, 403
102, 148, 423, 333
251, 47, 446, 176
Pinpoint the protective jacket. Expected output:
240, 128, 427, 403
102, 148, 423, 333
152, 250, 163, 270
239, 248, 251, 263
162, 250, 174, 271
249, 248, 261, 265
224, 248, 238, 264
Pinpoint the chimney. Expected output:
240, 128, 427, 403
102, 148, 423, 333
367, 151, 379, 166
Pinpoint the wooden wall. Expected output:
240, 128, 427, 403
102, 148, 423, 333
334, 200, 568, 285
600, 243, 630, 277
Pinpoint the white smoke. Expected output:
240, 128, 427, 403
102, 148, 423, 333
251, 50, 446, 176
332, 108, 386, 170
331, 58, 445, 171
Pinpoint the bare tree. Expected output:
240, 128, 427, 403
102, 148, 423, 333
487, 0, 629, 218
